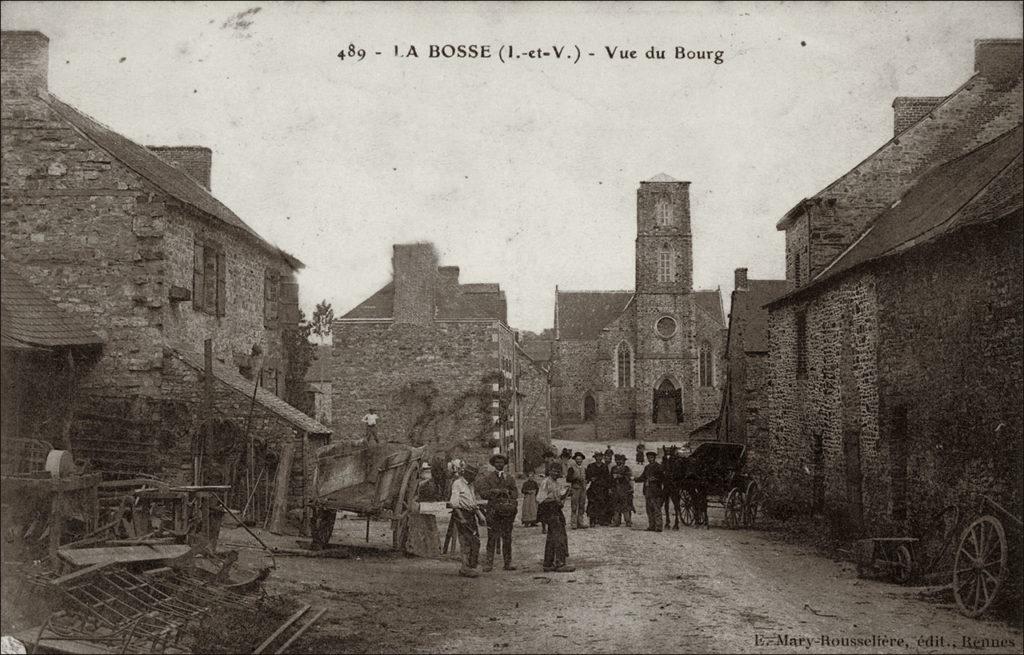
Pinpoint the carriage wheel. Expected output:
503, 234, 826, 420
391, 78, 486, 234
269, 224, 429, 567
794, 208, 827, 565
680, 492, 695, 526
742, 481, 760, 528
893, 543, 913, 584
953, 516, 1007, 618
391, 458, 420, 551
724, 488, 743, 529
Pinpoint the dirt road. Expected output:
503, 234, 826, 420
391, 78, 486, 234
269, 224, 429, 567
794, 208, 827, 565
229, 492, 1021, 653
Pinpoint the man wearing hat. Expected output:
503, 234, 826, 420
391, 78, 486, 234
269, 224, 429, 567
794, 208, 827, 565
415, 461, 442, 502
585, 451, 612, 526
634, 451, 665, 532
449, 462, 487, 577
609, 453, 634, 527
475, 453, 519, 571
564, 452, 588, 529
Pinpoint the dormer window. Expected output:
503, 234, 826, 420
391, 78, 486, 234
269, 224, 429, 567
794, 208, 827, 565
655, 199, 673, 226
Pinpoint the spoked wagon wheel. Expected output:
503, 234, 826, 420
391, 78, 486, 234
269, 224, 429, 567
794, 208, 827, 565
893, 543, 913, 584
724, 488, 743, 529
953, 515, 1008, 618
391, 459, 421, 551
680, 491, 695, 526
742, 481, 760, 528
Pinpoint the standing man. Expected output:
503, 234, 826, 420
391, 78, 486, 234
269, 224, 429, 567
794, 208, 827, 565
636, 442, 646, 466
609, 453, 634, 527
635, 451, 665, 532
558, 449, 573, 478
475, 453, 519, 572
585, 452, 612, 527
361, 408, 380, 440
449, 463, 487, 577
565, 452, 588, 529
536, 462, 575, 572
662, 446, 684, 530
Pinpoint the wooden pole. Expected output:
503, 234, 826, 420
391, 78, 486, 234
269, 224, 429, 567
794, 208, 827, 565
268, 441, 296, 535
196, 339, 213, 486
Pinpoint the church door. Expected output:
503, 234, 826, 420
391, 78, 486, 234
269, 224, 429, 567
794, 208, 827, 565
583, 393, 597, 422
653, 379, 680, 424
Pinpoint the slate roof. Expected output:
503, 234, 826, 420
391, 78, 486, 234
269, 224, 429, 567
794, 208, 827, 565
339, 279, 507, 321
171, 348, 331, 435
694, 289, 725, 326
0, 262, 104, 349
771, 125, 1023, 306
729, 279, 790, 353
555, 290, 634, 340
520, 339, 554, 363
777, 52, 1022, 231
42, 94, 302, 269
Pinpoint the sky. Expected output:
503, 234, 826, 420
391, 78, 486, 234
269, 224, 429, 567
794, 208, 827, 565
2, 1, 1021, 332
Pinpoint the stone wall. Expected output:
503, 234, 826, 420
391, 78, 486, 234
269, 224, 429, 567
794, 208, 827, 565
330, 319, 503, 464
767, 274, 881, 526
876, 215, 1023, 531
550, 339, 599, 424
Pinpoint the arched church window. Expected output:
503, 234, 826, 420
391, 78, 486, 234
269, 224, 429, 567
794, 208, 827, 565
655, 198, 673, 226
657, 250, 675, 283
699, 342, 715, 387
615, 341, 633, 388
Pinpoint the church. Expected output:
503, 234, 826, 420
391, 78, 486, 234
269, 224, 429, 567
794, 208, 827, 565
547, 175, 725, 441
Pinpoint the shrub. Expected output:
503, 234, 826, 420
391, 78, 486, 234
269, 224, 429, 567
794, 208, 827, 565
522, 432, 553, 475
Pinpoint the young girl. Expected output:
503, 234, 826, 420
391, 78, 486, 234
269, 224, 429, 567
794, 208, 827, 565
535, 462, 575, 572
520, 472, 539, 527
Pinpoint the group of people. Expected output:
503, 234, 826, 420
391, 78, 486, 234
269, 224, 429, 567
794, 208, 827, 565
435, 443, 699, 578
446, 453, 576, 577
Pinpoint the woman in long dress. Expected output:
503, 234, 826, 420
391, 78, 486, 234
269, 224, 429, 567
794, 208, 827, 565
520, 472, 539, 526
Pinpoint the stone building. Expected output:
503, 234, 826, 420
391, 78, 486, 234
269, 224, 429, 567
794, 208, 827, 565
1, 31, 329, 517
765, 39, 1022, 535
331, 243, 539, 472
717, 269, 788, 476
548, 176, 725, 442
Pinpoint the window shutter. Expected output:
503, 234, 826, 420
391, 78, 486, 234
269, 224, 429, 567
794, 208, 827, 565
193, 241, 205, 312
215, 250, 226, 316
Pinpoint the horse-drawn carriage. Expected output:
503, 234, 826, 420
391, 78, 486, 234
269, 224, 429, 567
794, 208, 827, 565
308, 439, 426, 551
678, 442, 761, 529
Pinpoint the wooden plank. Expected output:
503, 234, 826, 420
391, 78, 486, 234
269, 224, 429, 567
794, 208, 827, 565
57, 544, 190, 567
275, 607, 327, 654
253, 604, 310, 654
268, 442, 296, 535
51, 562, 112, 586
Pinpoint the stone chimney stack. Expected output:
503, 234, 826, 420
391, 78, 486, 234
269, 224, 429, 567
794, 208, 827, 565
1, 31, 49, 98
734, 268, 749, 292
148, 146, 213, 190
891, 97, 945, 136
392, 243, 438, 325
974, 39, 1023, 85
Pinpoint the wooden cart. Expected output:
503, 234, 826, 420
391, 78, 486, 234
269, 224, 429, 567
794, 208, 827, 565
308, 440, 426, 551
952, 495, 1021, 618
679, 442, 761, 529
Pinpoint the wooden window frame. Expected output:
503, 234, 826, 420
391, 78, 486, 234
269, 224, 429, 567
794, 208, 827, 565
193, 239, 226, 316
657, 250, 674, 283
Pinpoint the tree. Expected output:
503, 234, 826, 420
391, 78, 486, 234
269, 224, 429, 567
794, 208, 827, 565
284, 309, 317, 416
310, 300, 334, 387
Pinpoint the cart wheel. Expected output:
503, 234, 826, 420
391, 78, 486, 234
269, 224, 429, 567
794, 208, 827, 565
724, 488, 743, 529
743, 481, 760, 528
953, 515, 1007, 618
680, 492, 694, 526
893, 543, 913, 584
391, 459, 420, 551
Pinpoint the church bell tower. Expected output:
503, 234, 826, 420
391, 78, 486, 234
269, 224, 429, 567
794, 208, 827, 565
633, 174, 697, 437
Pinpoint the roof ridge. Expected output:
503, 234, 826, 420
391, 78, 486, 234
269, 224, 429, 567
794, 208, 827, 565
813, 73, 983, 199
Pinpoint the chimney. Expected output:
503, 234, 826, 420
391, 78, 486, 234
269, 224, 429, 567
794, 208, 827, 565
891, 97, 944, 136
147, 146, 213, 190
974, 39, 1023, 85
439, 266, 460, 285
392, 243, 438, 325
734, 268, 749, 292
1, 31, 49, 98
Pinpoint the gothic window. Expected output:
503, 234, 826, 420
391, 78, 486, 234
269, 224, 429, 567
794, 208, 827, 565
699, 342, 714, 387
657, 250, 675, 283
796, 310, 808, 380
655, 198, 673, 226
615, 341, 633, 388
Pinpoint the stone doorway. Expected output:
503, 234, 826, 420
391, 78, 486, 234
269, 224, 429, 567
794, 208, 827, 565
653, 378, 681, 424
583, 393, 597, 422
